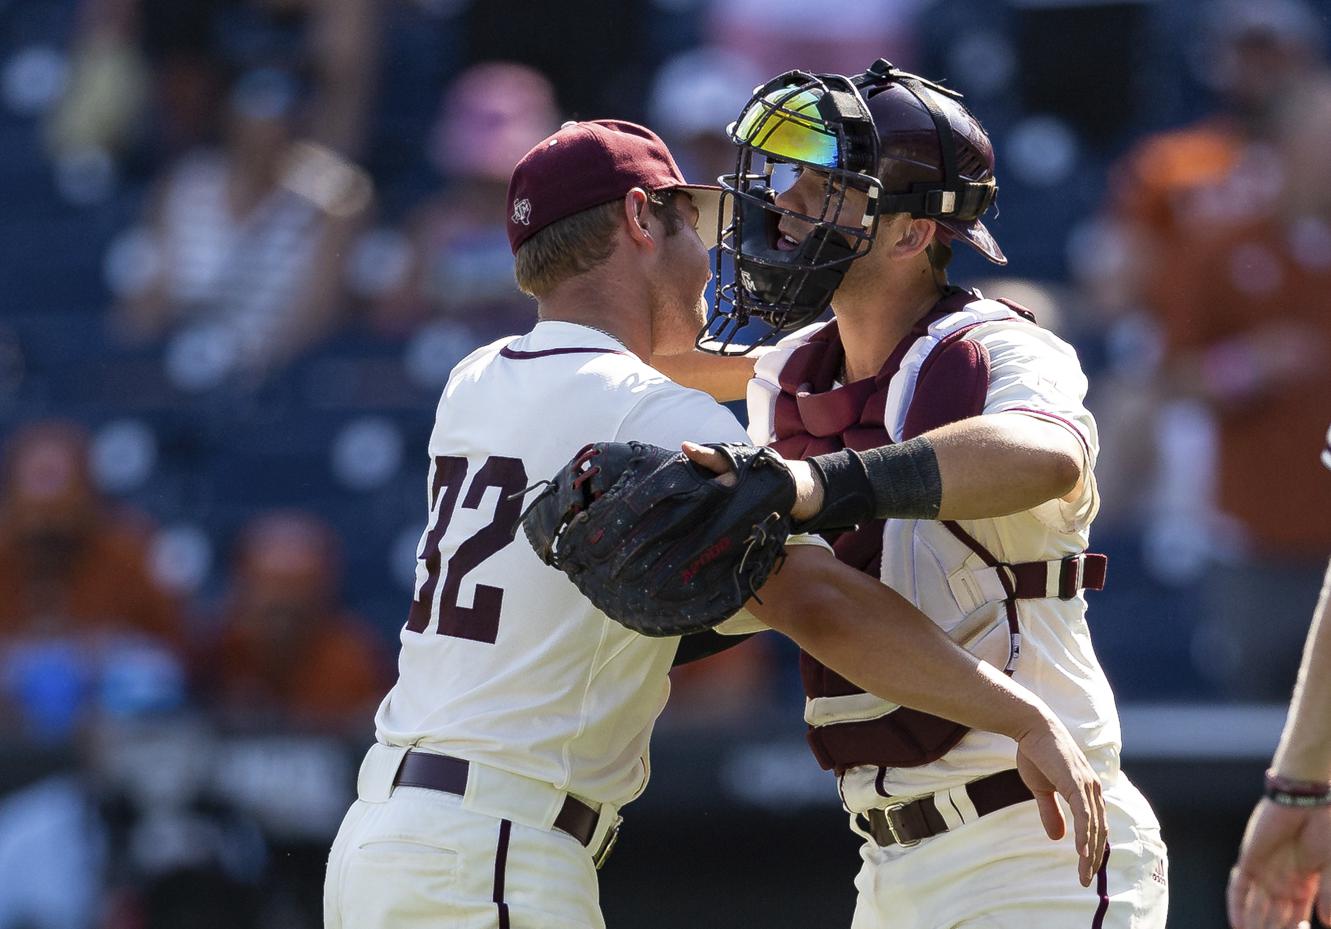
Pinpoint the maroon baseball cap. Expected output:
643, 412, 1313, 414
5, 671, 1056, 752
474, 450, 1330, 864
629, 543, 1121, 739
506, 119, 727, 254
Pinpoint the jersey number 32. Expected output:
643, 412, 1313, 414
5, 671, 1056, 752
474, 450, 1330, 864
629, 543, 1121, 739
405, 455, 527, 643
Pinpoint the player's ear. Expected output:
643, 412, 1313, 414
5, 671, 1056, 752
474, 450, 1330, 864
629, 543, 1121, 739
623, 188, 654, 247
890, 217, 936, 260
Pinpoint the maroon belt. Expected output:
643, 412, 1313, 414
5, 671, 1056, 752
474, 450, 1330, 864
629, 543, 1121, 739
859, 769, 1033, 848
393, 750, 600, 847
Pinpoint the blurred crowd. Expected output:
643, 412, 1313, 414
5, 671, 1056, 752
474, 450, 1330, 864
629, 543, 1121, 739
0, 0, 1328, 925
1080, 0, 1331, 699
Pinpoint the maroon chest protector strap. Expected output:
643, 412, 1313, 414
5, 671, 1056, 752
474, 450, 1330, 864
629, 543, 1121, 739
771, 295, 1107, 774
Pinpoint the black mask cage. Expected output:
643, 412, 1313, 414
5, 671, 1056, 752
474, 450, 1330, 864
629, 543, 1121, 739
698, 69, 883, 355
698, 59, 994, 356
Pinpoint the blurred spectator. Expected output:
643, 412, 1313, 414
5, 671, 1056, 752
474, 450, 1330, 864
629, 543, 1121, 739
647, 47, 769, 344
707, 0, 920, 79
0, 421, 184, 738
202, 512, 388, 731
49, 0, 379, 170
0, 774, 105, 929
369, 62, 559, 339
1081, 1, 1331, 689
109, 66, 373, 378
212, 0, 381, 159
648, 47, 761, 186
254, 0, 380, 159
135, 0, 230, 158
44, 0, 152, 165
1160, 78, 1331, 699
1086, 0, 1331, 692
459, 1, 647, 120
1097, 0, 1326, 320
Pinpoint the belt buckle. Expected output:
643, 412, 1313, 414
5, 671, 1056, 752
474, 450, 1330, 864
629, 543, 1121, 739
1059, 554, 1084, 600
592, 815, 623, 870
881, 801, 920, 848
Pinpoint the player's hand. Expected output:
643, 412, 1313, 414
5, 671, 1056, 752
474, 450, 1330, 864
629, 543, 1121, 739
682, 441, 824, 519
1013, 712, 1107, 887
1227, 799, 1331, 929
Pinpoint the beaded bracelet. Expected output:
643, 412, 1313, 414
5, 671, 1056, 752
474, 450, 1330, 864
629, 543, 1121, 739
1265, 770, 1331, 808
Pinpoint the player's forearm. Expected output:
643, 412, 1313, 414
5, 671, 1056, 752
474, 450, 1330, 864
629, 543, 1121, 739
928, 414, 1083, 518
650, 350, 759, 402
751, 549, 1049, 741
1271, 559, 1331, 782
794, 412, 1083, 528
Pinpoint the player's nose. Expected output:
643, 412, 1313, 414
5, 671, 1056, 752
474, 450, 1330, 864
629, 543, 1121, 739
773, 192, 811, 243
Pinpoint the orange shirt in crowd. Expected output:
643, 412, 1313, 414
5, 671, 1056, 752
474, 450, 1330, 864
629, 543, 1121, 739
1163, 216, 1331, 556
204, 511, 390, 728
1107, 118, 1249, 315
212, 611, 389, 726
1107, 109, 1331, 557
0, 422, 182, 650
0, 517, 182, 648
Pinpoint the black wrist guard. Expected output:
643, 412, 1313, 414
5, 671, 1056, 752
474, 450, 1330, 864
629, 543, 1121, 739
799, 437, 942, 533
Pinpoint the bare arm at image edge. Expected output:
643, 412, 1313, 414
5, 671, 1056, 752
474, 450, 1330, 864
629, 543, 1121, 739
1272, 561, 1331, 782
1228, 559, 1331, 929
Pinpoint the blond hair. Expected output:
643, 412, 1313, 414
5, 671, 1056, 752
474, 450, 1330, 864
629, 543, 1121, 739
513, 191, 685, 298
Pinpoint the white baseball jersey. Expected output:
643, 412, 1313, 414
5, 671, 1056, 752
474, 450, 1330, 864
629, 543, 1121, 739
748, 300, 1167, 928
374, 320, 759, 809
748, 302, 1121, 812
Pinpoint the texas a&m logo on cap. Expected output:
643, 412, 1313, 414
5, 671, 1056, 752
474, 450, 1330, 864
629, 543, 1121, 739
512, 198, 532, 226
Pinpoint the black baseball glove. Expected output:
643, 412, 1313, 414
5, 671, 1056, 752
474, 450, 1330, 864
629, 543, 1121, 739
520, 441, 796, 636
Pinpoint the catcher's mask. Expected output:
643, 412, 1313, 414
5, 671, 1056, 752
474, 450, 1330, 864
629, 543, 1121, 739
698, 58, 1002, 355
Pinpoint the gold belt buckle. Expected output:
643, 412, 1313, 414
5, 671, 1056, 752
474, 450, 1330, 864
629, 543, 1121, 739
592, 814, 623, 870
881, 801, 921, 848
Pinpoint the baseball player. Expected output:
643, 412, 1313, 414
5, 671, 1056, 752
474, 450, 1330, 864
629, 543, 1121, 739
1227, 424, 1331, 929
666, 61, 1169, 927
322, 119, 1107, 929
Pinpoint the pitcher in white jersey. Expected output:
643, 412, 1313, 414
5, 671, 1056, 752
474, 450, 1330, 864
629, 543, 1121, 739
667, 61, 1169, 928
324, 117, 1108, 929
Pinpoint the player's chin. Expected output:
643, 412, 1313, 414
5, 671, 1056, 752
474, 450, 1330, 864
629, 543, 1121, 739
690, 293, 708, 328
682, 294, 710, 347
659, 296, 706, 354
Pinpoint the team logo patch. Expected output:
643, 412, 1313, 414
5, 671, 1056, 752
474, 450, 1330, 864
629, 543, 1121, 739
512, 198, 532, 226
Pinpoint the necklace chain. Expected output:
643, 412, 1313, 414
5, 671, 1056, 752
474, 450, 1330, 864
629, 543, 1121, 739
573, 321, 627, 348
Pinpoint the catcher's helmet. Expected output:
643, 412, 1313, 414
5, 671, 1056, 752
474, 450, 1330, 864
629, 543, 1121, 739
699, 59, 1004, 355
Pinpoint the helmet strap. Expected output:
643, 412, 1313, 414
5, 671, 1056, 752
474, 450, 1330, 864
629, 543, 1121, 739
877, 178, 997, 221
853, 60, 981, 221
894, 75, 960, 195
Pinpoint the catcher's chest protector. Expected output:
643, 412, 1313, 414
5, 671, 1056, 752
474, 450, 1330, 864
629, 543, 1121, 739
771, 292, 1046, 773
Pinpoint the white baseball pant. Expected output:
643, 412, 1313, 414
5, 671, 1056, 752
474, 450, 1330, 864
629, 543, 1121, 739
849, 771, 1168, 929
323, 745, 610, 929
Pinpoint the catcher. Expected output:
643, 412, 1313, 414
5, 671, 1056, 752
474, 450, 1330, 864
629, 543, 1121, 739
638, 60, 1167, 928
325, 118, 1104, 929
